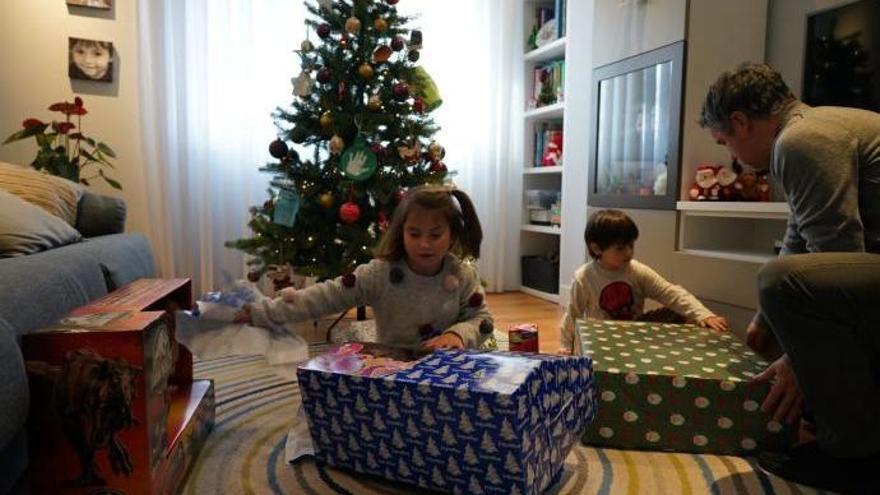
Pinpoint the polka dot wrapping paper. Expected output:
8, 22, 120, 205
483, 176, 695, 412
577, 319, 795, 455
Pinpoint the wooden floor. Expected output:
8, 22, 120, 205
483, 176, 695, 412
301, 292, 564, 352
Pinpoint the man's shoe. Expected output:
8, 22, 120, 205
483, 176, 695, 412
757, 442, 879, 495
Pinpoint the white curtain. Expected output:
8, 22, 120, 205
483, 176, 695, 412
138, 0, 520, 294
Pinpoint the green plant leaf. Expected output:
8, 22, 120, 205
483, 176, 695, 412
96, 142, 116, 158
98, 169, 122, 190
80, 149, 97, 163
2, 124, 48, 144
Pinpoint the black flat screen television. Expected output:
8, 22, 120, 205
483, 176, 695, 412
803, 0, 880, 112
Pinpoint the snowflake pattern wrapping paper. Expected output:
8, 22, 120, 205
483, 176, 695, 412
297, 343, 596, 495
577, 319, 795, 455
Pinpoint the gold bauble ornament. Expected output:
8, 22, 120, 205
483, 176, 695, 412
319, 192, 335, 209
358, 63, 374, 79
368, 94, 382, 111
345, 16, 362, 35
329, 135, 345, 155
373, 18, 388, 32
373, 45, 392, 64
319, 111, 333, 128
300, 40, 314, 52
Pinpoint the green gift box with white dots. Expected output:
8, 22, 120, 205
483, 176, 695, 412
577, 319, 795, 455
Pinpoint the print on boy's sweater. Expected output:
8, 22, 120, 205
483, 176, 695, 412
598, 281, 635, 320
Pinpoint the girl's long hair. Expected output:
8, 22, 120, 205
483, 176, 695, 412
374, 185, 483, 260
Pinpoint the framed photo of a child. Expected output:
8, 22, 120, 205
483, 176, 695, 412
68, 37, 113, 82
66, 0, 112, 9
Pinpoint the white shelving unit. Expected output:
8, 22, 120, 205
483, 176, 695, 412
677, 201, 789, 264
519, 1, 567, 303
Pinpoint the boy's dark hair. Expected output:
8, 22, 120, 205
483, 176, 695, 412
374, 185, 483, 260
698, 63, 795, 133
584, 209, 638, 259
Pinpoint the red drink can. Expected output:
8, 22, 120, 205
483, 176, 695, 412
509, 323, 539, 352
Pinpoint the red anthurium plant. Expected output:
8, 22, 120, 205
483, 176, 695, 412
3, 96, 121, 189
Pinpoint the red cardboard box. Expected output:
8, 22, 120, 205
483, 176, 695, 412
23, 310, 214, 495
69, 278, 194, 384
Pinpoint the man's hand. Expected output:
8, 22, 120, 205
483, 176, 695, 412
422, 332, 464, 350
699, 315, 729, 332
746, 314, 783, 360
751, 354, 805, 425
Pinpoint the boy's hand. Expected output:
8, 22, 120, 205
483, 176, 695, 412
233, 306, 252, 325
699, 315, 729, 332
422, 332, 464, 350
556, 347, 572, 355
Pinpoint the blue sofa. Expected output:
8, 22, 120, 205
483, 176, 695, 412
0, 192, 154, 493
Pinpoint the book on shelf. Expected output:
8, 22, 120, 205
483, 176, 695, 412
556, 0, 567, 38
531, 60, 565, 108
534, 123, 563, 167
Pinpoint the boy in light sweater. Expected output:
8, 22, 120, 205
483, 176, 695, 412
560, 209, 728, 354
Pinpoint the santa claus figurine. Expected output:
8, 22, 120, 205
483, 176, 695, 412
689, 164, 720, 201
716, 163, 739, 201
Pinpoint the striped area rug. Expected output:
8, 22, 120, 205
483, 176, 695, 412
184, 353, 832, 495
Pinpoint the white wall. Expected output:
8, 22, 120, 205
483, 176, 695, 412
0, 0, 150, 239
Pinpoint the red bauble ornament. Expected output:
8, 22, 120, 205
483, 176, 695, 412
392, 83, 410, 100
413, 97, 426, 113
317, 23, 331, 39
387, 0, 400, 4
391, 36, 405, 52
340, 201, 361, 224
269, 139, 288, 159
430, 161, 447, 173
317, 67, 332, 83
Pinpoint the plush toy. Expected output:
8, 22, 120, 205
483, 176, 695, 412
757, 171, 771, 201
733, 160, 759, 201
716, 162, 739, 201
689, 164, 720, 200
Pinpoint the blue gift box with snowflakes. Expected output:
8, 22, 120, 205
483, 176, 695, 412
297, 343, 596, 495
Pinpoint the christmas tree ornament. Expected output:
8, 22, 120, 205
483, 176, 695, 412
373, 45, 393, 63
397, 141, 421, 165
371, 143, 386, 159
428, 141, 445, 161
317, 23, 331, 39
292, 70, 313, 97
340, 202, 361, 224
319, 192, 335, 209
320, 111, 333, 128
318, 0, 333, 11
413, 97, 426, 113
368, 94, 383, 110
358, 63, 374, 80
339, 135, 379, 181
329, 135, 345, 155
430, 161, 447, 173
409, 66, 443, 111
273, 189, 301, 227
409, 30, 423, 49
317, 67, 332, 83
300, 39, 314, 52
345, 16, 362, 35
373, 17, 388, 33
391, 36, 405, 52
341, 272, 357, 288
389, 266, 404, 284
291, 125, 309, 143
377, 210, 389, 232
387, 0, 399, 5
337, 81, 347, 102
269, 139, 289, 159
407, 49, 420, 62
392, 82, 410, 100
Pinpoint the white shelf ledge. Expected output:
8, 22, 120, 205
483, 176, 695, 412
678, 248, 777, 265
524, 102, 564, 121
520, 285, 560, 303
522, 224, 562, 235
525, 37, 566, 64
524, 165, 563, 175
676, 201, 789, 219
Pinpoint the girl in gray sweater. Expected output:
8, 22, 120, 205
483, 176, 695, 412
240, 186, 494, 350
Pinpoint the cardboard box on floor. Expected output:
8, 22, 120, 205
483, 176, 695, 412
22, 278, 215, 495
577, 319, 795, 455
298, 343, 597, 495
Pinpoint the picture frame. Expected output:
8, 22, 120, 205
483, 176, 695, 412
68, 37, 114, 83
66, 0, 112, 9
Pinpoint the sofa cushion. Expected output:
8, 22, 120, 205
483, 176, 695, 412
0, 189, 82, 257
0, 324, 28, 467
0, 162, 80, 225
75, 191, 126, 237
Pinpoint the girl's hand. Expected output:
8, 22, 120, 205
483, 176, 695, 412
422, 332, 464, 350
233, 306, 252, 325
699, 315, 729, 332
556, 347, 572, 355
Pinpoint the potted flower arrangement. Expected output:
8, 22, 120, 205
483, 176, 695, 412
3, 96, 121, 189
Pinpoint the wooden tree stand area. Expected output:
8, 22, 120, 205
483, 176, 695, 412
22, 279, 215, 495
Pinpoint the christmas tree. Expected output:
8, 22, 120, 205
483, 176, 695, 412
227, 0, 447, 281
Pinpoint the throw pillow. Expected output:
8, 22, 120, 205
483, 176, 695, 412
0, 162, 80, 225
0, 188, 82, 257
